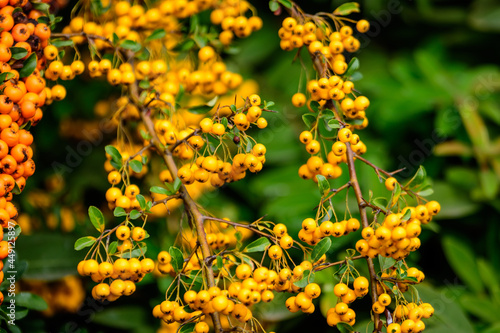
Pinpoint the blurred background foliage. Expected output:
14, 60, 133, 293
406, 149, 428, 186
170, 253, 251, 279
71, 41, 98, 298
5, 0, 500, 332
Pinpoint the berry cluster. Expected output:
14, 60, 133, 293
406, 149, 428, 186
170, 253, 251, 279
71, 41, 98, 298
209, 0, 263, 45
0, 0, 66, 305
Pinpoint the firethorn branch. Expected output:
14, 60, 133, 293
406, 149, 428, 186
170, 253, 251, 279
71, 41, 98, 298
129, 83, 224, 333
311, 52, 382, 332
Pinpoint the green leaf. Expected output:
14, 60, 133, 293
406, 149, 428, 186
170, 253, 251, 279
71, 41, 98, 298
114, 207, 127, 217
179, 323, 196, 333
50, 39, 75, 48
328, 119, 340, 129
480, 169, 499, 199
244, 237, 271, 253
406, 165, 426, 189
216, 256, 223, 270
235, 231, 242, 249
105, 145, 122, 168
372, 197, 388, 210
129, 210, 141, 220
15, 292, 48, 311
88, 206, 105, 232
316, 175, 330, 196
442, 235, 484, 293
378, 255, 396, 271
129, 160, 143, 173
19, 53, 37, 78
169, 246, 184, 272
0, 72, 15, 83
333, 2, 360, 16
294, 270, 314, 288
401, 208, 412, 221
173, 177, 182, 192
345, 57, 360, 78
188, 96, 219, 114
136, 194, 146, 210
74, 236, 96, 251
459, 293, 500, 323
150, 186, 173, 196
311, 237, 332, 263
337, 322, 355, 333
120, 40, 142, 52
108, 241, 118, 255
32, 2, 50, 11
9, 47, 28, 60
121, 245, 147, 259
3, 224, 21, 241
390, 182, 401, 207
145, 28, 166, 42
277, 0, 292, 8
112, 33, 119, 45
309, 101, 321, 113
269, 0, 279, 12
302, 113, 316, 128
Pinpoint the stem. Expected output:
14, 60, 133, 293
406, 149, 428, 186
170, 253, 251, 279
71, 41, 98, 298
130, 84, 223, 333
310, 53, 382, 332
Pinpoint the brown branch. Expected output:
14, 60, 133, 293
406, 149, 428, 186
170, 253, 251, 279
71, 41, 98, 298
129, 84, 223, 333
310, 53, 382, 333
353, 153, 405, 178
313, 254, 365, 271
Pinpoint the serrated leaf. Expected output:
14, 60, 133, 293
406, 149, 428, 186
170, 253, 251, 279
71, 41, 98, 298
316, 174, 330, 196
74, 236, 96, 250
88, 206, 105, 232
378, 255, 396, 271
302, 113, 316, 128
145, 28, 166, 42
129, 160, 143, 173
19, 52, 37, 78
10, 47, 28, 60
120, 40, 142, 52
333, 2, 360, 16
244, 237, 270, 253
169, 247, 184, 272
127, 210, 140, 220
311, 237, 331, 263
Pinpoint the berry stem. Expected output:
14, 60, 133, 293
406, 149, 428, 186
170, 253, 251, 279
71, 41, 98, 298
130, 84, 224, 333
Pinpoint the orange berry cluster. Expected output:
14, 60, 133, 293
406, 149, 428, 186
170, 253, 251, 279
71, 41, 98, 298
209, 0, 263, 45
279, 17, 369, 53
298, 217, 360, 246
356, 201, 441, 260
77, 256, 155, 301
323, 277, 370, 326
0, 0, 66, 304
